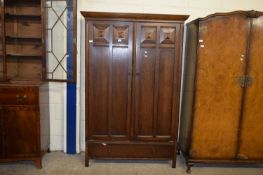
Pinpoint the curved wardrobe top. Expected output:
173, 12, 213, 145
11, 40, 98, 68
80, 11, 189, 22
189, 10, 263, 24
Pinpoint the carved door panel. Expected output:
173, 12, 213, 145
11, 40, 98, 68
3, 106, 40, 158
134, 23, 179, 141
239, 16, 263, 159
87, 21, 133, 140
190, 15, 249, 159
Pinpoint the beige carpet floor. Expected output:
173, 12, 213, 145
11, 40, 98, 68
0, 152, 262, 175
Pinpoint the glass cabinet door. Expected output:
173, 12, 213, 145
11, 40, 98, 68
45, 0, 76, 82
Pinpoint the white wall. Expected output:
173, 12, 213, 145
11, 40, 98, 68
49, 82, 67, 151
49, 0, 263, 151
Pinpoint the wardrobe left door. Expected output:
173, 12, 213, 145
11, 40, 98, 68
86, 21, 133, 141
190, 15, 249, 159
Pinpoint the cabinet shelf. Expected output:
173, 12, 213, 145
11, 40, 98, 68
5, 36, 42, 43
6, 53, 42, 58
5, 13, 41, 20
5, 0, 40, 5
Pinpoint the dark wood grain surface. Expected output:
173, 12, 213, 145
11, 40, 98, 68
0, 85, 42, 169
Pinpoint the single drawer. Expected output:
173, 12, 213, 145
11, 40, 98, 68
0, 86, 39, 105
88, 142, 174, 159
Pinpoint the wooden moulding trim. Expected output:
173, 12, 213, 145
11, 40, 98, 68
0, 81, 43, 86
0, 157, 41, 163
87, 140, 175, 146
189, 10, 263, 24
187, 159, 263, 164
80, 11, 189, 22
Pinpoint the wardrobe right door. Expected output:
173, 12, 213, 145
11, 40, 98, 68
134, 22, 180, 142
239, 15, 263, 159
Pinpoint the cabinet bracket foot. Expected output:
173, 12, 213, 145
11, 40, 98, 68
186, 163, 194, 173
35, 158, 42, 169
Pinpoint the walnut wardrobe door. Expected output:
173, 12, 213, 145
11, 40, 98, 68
190, 15, 249, 159
239, 15, 263, 159
86, 21, 133, 140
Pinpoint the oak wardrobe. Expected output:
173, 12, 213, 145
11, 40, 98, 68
81, 12, 188, 167
179, 11, 263, 173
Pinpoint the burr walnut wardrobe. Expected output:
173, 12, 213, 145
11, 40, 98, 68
179, 10, 263, 173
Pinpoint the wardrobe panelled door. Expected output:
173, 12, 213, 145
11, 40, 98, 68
87, 21, 133, 140
179, 11, 263, 173
82, 12, 189, 168
135, 23, 180, 141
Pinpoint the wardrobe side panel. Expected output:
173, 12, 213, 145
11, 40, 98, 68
179, 22, 199, 154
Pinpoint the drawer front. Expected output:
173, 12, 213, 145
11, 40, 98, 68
0, 86, 39, 105
88, 142, 174, 159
